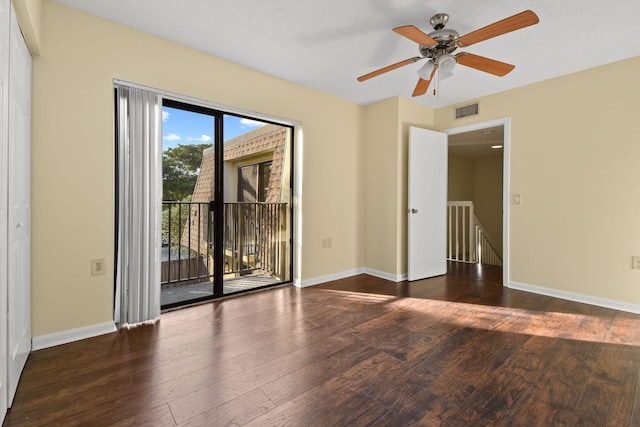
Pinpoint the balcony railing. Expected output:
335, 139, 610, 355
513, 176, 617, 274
161, 201, 288, 287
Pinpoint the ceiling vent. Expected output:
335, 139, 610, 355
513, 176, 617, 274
455, 103, 479, 119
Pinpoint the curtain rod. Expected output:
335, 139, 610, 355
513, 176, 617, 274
113, 79, 301, 127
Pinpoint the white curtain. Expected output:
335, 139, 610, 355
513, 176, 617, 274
114, 84, 162, 327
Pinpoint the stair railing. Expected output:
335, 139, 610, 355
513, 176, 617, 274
473, 215, 502, 266
446, 201, 502, 266
447, 201, 475, 263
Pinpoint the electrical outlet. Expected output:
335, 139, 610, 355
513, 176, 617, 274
632, 256, 640, 270
91, 258, 106, 276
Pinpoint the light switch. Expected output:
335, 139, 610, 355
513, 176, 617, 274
512, 194, 522, 205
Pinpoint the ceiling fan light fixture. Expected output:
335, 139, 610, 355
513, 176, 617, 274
437, 53, 456, 74
416, 61, 435, 80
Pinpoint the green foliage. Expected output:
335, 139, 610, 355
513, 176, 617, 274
162, 202, 188, 248
162, 143, 211, 201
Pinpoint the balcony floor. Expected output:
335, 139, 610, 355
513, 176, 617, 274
161, 274, 281, 307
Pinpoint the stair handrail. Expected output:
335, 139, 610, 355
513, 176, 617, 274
473, 215, 502, 266
446, 201, 502, 266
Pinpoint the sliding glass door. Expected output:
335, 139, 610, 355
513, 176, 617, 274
221, 115, 292, 295
160, 100, 292, 309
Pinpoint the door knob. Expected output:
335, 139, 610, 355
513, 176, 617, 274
410, 209, 418, 214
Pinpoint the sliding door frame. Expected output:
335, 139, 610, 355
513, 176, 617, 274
159, 96, 295, 309
162, 99, 224, 301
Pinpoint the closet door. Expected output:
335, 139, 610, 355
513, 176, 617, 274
7, 4, 31, 406
0, 0, 10, 418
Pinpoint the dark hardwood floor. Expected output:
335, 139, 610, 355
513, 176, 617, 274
5, 262, 640, 426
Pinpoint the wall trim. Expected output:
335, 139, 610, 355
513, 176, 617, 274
294, 267, 406, 288
364, 267, 407, 283
32, 321, 117, 351
295, 268, 365, 288
508, 281, 640, 314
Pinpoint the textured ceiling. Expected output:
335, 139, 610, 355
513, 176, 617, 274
53, 0, 640, 109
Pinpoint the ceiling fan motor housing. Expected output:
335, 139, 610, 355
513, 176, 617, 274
419, 29, 459, 58
419, 13, 460, 58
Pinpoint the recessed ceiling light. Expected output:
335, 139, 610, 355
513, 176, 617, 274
491, 145, 503, 149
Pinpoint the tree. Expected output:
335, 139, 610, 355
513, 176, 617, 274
162, 143, 211, 201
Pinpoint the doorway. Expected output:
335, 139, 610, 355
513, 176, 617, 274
444, 118, 510, 285
160, 99, 293, 309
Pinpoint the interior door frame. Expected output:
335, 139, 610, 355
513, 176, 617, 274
442, 117, 511, 286
0, 0, 9, 417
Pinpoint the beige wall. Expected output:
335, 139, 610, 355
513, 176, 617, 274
363, 97, 434, 277
474, 156, 503, 255
363, 98, 400, 275
31, 1, 365, 336
436, 56, 640, 305
448, 154, 475, 201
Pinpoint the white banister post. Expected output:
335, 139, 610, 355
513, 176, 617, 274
454, 206, 459, 259
447, 205, 452, 259
469, 204, 475, 263
462, 206, 466, 262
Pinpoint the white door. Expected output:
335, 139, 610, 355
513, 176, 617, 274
7, 4, 31, 406
407, 127, 448, 281
0, 0, 10, 419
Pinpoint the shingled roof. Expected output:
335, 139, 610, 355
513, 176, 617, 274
181, 124, 289, 254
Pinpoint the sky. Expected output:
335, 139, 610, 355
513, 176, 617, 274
161, 106, 266, 151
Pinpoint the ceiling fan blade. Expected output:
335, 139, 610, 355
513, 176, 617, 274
456, 10, 539, 47
412, 66, 437, 97
357, 57, 421, 82
456, 53, 515, 76
393, 25, 437, 46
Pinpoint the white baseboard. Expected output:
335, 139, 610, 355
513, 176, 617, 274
296, 268, 365, 288
294, 267, 406, 288
363, 267, 407, 283
508, 281, 640, 314
32, 321, 117, 351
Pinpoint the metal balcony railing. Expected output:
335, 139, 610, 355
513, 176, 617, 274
161, 201, 288, 287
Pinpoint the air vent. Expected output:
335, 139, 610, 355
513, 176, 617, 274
455, 103, 479, 119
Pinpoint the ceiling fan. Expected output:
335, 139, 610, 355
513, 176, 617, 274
357, 10, 539, 96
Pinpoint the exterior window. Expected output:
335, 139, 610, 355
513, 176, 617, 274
238, 161, 272, 202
